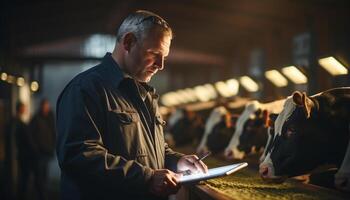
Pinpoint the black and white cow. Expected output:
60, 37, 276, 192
224, 100, 285, 159
237, 109, 270, 156
196, 106, 229, 154
259, 88, 350, 192
166, 108, 204, 147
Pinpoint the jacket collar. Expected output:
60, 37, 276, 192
100, 52, 158, 99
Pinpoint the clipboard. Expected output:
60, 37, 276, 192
179, 162, 248, 184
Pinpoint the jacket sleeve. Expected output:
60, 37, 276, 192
56, 83, 153, 194
164, 143, 184, 172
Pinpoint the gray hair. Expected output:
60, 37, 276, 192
116, 10, 173, 43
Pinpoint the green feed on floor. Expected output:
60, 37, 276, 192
202, 158, 348, 200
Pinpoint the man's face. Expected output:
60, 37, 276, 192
126, 28, 171, 82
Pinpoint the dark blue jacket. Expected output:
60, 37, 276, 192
56, 53, 183, 200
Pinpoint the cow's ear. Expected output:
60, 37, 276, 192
292, 91, 313, 118
301, 92, 314, 118
267, 113, 277, 127
292, 91, 303, 106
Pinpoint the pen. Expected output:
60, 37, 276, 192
197, 151, 211, 161
183, 151, 211, 175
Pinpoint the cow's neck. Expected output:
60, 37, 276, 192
313, 93, 350, 166
338, 125, 350, 174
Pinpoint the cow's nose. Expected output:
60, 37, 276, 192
259, 166, 269, 177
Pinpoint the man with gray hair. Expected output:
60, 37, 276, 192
56, 10, 207, 200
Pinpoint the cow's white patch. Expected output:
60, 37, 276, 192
260, 97, 296, 177
274, 97, 296, 138
226, 99, 286, 159
168, 109, 184, 128
260, 127, 272, 162
197, 106, 228, 153
225, 101, 260, 158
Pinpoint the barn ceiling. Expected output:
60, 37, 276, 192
1, 0, 349, 67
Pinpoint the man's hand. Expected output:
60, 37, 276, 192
149, 169, 181, 197
177, 155, 208, 174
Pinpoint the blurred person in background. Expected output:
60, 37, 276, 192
29, 98, 56, 200
5, 102, 38, 200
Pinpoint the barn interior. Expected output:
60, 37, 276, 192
0, 0, 349, 199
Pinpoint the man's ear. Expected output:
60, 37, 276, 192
122, 33, 137, 52
292, 91, 314, 118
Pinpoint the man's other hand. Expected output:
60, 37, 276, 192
149, 169, 181, 197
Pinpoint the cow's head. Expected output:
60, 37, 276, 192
259, 91, 327, 182
238, 109, 269, 154
207, 113, 239, 154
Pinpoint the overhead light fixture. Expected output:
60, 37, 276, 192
17, 77, 25, 87
161, 92, 179, 106
318, 56, 348, 76
204, 84, 218, 99
177, 88, 197, 103
239, 76, 259, 92
281, 66, 307, 84
265, 70, 288, 87
215, 78, 239, 97
226, 79, 239, 96
194, 84, 217, 102
215, 81, 229, 97
30, 81, 39, 92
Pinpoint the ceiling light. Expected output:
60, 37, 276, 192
239, 76, 259, 92
318, 57, 348, 76
281, 66, 307, 84
215, 79, 239, 97
194, 84, 217, 102
226, 79, 239, 96
265, 70, 288, 87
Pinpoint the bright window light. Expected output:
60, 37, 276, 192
281, 66, 308, 84
83, 34, 116, 57
265, 70, 288, 87
239, 76, 259, 92
318, 57, 348, 76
